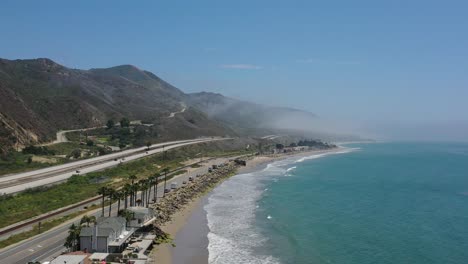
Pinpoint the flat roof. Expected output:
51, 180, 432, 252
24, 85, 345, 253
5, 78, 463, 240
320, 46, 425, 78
89, 252, 109, 260
51, 255, 87, 264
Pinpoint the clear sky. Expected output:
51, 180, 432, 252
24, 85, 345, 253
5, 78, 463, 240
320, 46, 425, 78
1, 0, 468, 140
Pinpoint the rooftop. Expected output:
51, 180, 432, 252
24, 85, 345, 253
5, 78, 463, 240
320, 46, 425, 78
50, 255, 87, 264
80, 217, 127, 237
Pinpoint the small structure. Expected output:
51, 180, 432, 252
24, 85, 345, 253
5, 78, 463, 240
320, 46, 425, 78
126, 207, 156, 228
79, 217, 134, 253
50, 254, 89, 264
88, 252, 109, 263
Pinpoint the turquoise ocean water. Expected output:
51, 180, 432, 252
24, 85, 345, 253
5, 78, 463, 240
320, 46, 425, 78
205, 143, 468, 264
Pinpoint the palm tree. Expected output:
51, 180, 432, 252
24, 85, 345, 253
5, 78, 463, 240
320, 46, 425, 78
64, 223, 81, 251
97, 186, 108, 217
129, 174, 138, 206
131, 184, 138, 207
123, 184, 132, 209
88, 215, 96, 226
80, 215, 97, 227
80, 215, 91, 227
162, 167, 170, 197
115, 190, 123, 213
107, 187, 116, 217
147, 176, 154, 205
153, 173, 159, 202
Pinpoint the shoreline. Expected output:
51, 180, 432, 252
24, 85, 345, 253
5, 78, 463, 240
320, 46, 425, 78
150, 147, 345, 264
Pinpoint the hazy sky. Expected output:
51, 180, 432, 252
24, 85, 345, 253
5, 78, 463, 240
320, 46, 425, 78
1, 0, 468, 140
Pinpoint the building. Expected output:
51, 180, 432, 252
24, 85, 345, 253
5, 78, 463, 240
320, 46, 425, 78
79, 217, 134, 253
50, 254, 90, 264
126, 207, 156, 228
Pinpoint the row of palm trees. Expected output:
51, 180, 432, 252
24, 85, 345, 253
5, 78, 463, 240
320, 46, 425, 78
97, 168, 171, 217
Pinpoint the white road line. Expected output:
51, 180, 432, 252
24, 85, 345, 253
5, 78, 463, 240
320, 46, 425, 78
32, 244, 65, 262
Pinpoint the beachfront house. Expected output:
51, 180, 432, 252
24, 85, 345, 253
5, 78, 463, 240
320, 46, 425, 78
50, 254, 89, 264
79, 217, 134, 253
126, 207, 156, 228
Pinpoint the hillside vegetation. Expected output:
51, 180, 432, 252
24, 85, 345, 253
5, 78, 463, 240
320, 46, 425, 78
0, 58, 329, 155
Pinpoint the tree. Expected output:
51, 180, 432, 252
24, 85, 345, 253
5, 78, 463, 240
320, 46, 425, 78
106, 119, 115, 129
98, 186, 108, 217
276, 144, 284, 149
114, 190, 123, 213
119, 142, 126, 150
80, 215, 96, 227
107, 188, 116, 217
97, 147, 108, 156
64, 223, 81, 251
162, 168, 170, 197
153, 173, 160, 203
123, 184, 132, 209
146, 141, 151, 150
27, 156, 33, 164
129, 175, 138, 206
138, 180, 146, 207
118, 209, 134, 225
70, 149, 81, 159
120, 117, 130, 128
86, 140, 94, 146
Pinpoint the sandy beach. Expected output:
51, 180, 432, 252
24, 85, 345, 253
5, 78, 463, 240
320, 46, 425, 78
150, 148, 344, 264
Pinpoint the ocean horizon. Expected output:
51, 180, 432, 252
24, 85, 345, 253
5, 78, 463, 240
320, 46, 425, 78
204, 142, 468, 264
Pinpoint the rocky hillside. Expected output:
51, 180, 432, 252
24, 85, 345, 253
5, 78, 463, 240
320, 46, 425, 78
0, 58, 326, 154
0, 58, 227, 153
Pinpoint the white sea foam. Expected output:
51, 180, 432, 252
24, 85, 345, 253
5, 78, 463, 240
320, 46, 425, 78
205, 148, 357, 264
295, 147, 360, 163
205, 169, 283, 264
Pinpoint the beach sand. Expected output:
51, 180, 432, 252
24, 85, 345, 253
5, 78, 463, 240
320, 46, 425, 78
150, 148, 344, 264
149, 195, 207, 264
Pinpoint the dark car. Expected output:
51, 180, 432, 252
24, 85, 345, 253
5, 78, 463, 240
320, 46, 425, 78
164, 188, 170, 193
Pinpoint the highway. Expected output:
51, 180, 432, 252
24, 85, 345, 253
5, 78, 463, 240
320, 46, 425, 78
0, 137, 228, 194
0, 158, 229, 264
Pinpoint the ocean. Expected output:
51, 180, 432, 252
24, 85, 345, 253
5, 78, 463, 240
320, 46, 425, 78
204, 143, 468, 264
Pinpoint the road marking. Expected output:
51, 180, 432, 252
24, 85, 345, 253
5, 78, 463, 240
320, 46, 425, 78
32, 244, 65, 262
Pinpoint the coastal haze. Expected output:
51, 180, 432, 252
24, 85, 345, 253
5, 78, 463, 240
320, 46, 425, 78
1, 1, 468, 264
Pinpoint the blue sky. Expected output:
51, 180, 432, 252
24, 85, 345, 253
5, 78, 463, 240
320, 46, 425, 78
1, 0, 468, 140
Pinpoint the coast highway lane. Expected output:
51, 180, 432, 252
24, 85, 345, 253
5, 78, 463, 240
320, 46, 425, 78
0, 157, 230, 264
0, 137, 230, 194
0, 137, 214, 183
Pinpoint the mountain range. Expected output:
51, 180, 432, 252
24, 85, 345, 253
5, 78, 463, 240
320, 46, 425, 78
0, 58, 324, 154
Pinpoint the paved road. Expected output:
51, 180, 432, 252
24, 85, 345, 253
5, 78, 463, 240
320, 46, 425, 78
0, 158, 229, 264
40, 126, 106, 146
0, 137, 227, 194
168, 103, 186, 118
